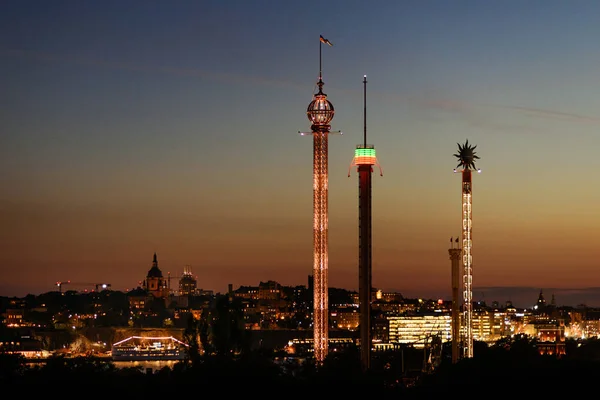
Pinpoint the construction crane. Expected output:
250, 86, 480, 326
423, 332, 443, 374
167, 268, 197, 294
55, 280, 111, 293
166, 273, 182, 292
400, 323, 444, 376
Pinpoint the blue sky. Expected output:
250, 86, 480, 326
2, 1, 600, 307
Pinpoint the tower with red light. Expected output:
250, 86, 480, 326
453, 140, 481, 359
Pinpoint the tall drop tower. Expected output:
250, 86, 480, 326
453, 140, 481, 359
348, 75, 382, 371
300, 35, 340, 364
448, 237, 461, 363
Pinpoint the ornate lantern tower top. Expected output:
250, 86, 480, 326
307, 35, 335, 131
307, 79, 335, 129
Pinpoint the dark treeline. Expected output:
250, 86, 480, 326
4, 336, 600, 396
4, 295, 600, 396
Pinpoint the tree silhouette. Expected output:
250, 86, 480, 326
198, 309, 213, 356
182, 313, 201, 366
211, 295, 250, 356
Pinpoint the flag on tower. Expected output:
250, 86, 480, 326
320, 35, 333, 46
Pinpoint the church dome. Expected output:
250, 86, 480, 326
147, 253, 163, 278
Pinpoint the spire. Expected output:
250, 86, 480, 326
147, 252, 163, 278
537, 289, 546, 306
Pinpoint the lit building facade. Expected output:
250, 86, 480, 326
178, 265, 197, 296
536, 322, 566, 357
388, 314, 452, 348
331, 308, 360, 330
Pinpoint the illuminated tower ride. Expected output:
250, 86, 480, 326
299, 35, 340, 364
348, 75, 382, 371
453, 140, 481, 359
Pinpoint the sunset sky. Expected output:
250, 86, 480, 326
2, 1, 600, 307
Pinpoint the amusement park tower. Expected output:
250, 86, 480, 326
348, 75, 382, 371
300, 35, 340, 364
453, 140, 481, 359
448, 237, 461, 363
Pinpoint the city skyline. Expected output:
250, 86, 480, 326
2, 1, 600, 306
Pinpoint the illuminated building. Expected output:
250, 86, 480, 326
299, 35, 340, 364
127, 287, 149, 311
472, 309, 495, 343
0, 338, 49, 359
453, 140, 481, 358
258, 280, 282, 300
374, 290, 403, 303
387, 314, 452, 347
348, 75, 382, 371
233, 285, 259, 300
4, 309, 24, 327
178, 265, 197, 296
536, 322, 566, 357
485, 308, 514, 340
372, 314, 390, 342
331, 308, 360, 330
285, 337, 355, 356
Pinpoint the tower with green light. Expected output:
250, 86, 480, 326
348, 75, 382, 371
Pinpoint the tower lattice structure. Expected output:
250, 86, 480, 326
302, 35, 337, 364
461, 169, 473, 358
453, 140, 480, 359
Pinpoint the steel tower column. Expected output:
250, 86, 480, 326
301, 35, 337, 364
453, 139, 480, 360
348, 75, 382, 371
358, 163, 372, 370
312, 126, 329, 363
461, 169, 473, 358
448, 241, 462, 363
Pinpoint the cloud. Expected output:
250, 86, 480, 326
412, 95, 600, 127
498, 105, 600, 124
4, 48, 600, 127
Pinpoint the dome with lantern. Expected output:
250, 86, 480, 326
307, 81, 334, 127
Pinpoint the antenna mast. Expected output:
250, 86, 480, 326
363, 75, 367, 146
319, 38, 322, 81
